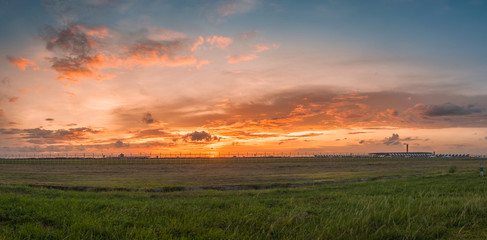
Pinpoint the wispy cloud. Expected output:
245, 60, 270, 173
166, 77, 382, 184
228, 53, 257, 63
226, 42, 278, 64
217, 0, 257, 17
206, 35, 233, 48
75, 25, 112, 38
0, 127, 102, 144
254, 43, 280, 52
191, 36, 205, 52
411, 103, 483, 117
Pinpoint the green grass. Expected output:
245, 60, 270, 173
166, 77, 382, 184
0, 157, 482, 188
1, 172, 487, 239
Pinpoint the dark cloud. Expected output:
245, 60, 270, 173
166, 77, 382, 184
42, 25, 92, 56
348, 132, 368, 135
142, 112, 155, 124
0, 127, 101, 144
37, 22, 199, 82
111, 87, 487, 132
39, 24, 111, 82
402, 137, 418, 141
283, 133, 323, 138
123, 36, 198, 67
380, 134, 419, 146
278, 138, 298, 145
413, 103, 483, 117
45, 118, 54, 122
364, 127, 399, 130
389, 109, 398, 116
113, 140, 129, 148
0, 128, 21, 134
383, 133, 401, 146
182, 131, 216, 142
129, 128, 176, 140
126, 39, 181, 60
358, 140, 365, 144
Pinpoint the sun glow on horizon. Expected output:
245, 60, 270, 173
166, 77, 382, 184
1, 1, 487, 155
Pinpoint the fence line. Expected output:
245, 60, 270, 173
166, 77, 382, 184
0, 152, 483, 165
0, 152, 376, 159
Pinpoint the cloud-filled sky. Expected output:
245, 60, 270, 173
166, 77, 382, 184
1, 0, 487, 155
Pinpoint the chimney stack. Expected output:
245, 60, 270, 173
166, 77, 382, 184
406, 144, 409, 153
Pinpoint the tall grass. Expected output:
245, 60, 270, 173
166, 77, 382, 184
1, 172, 487, 239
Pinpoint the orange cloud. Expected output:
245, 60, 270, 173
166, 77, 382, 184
75, 25, 112, 38
0, 109, 4, 115
164, 56, 198, 66
52, 53, 117, 82
228, 53, 257, 63
251, 104, 321, 128
254, 43, 280, 52
41, 25, 121, 82
6, 56, 38, 71
206, 36, 233, 48
33, 24, 230, 82
381, 109, 399, 118
124, 40, 200, 68
332, 93, 369, 101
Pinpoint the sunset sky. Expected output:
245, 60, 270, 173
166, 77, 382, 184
1, 0, 487, 155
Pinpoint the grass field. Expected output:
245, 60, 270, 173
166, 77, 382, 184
1, 157, 486, 239
0, 157, 482, 188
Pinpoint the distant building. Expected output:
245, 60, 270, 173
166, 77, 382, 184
368, 152, 434, 157
369, 144, 433, 157
369, 144, 470, 158
436, 154, 470, 158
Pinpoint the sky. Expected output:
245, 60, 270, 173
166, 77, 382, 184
1, 0, 487, 156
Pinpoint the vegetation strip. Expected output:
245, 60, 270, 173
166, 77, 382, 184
0, 174, 426, 193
